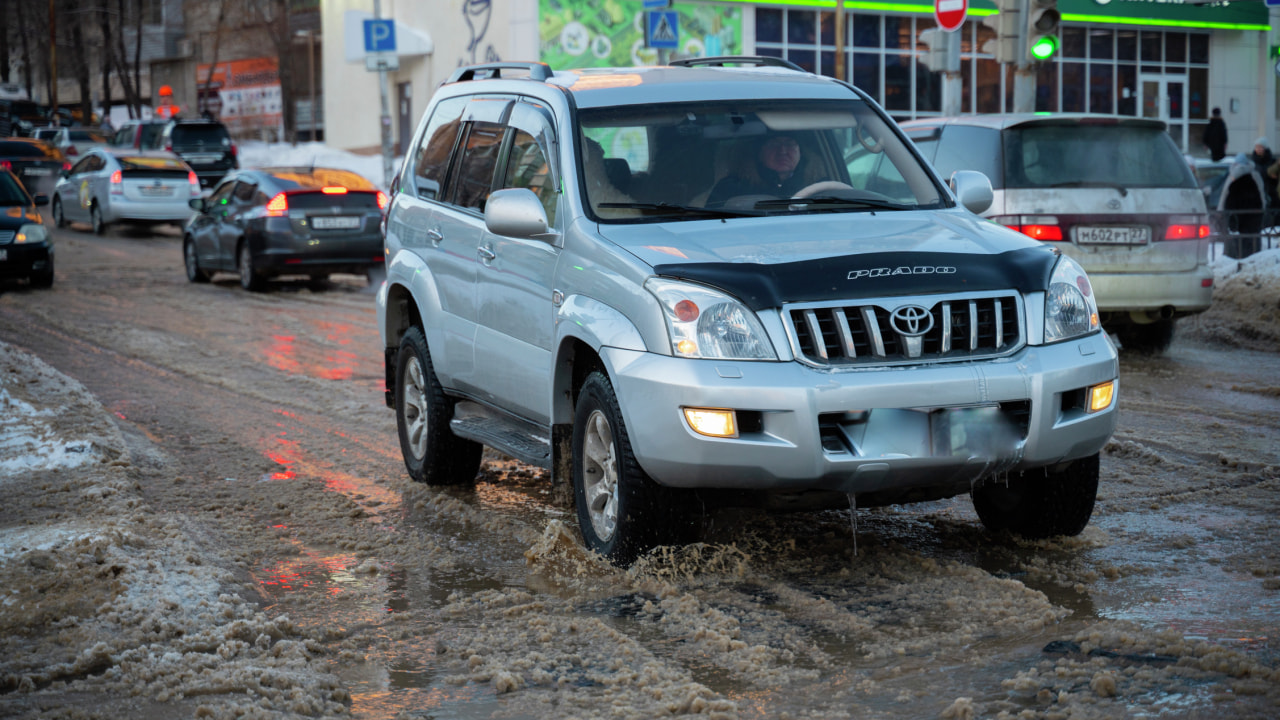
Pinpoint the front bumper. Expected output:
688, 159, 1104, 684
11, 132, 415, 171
605, 333, 1118, 494
0, 242, 52, 278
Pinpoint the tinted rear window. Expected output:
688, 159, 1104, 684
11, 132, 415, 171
172, 125, 231, 145
265, 169, 376, 190
1003, 123, 1196, 190
0, 171, 30, 205
0, 140, 60, 158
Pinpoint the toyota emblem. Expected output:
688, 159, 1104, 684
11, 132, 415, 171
890, 305, 934, 337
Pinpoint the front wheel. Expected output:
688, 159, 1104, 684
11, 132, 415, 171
394, 326, 481, 485
52, 197, 67, 228
572, 371, 698, 565
971, 453, 1100, 539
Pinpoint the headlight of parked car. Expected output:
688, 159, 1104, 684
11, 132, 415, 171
645, 277, 777, 360
15, 223, 49, 245
1044, 255, 1100, 343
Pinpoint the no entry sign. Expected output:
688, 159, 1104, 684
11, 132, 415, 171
935, 0, 967, 32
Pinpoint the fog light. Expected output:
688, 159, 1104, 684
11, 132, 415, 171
683, 407, 737, 438
1088, 380, 1115, 413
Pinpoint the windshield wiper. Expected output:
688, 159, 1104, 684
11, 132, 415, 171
596, 202, 761, 218
753, 197, 910, 211
1046, 180, 1129, 197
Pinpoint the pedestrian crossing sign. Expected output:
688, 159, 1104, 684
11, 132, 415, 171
647, 10, 679, 50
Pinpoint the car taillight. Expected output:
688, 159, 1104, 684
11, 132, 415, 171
166, 143, 173, 152
0, 160, 10, 172
61, 161, 72, 172
188, 170, 201, 196
229, 144, 237, 158
1165, 223, 1211, 240
66, 144, 78, 156
376, 191, 389, 210
265, 192, 289, 216
110, 170, 123, 194
992, 215, 1064, 241
321, 186, 348, 194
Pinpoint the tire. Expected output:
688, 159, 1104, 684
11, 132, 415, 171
1115, 319, 1175, 355
572, 371, 698, 565
238, 242, 265, 292
90, 203, 105, 235
29, 256, 54, 289
52, 197, 66, 228
971, 453, 1100, 539
394, 326, 482, 485
184, 237, 209, 283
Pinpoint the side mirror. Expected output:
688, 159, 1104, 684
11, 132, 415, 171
188, 197, 206, 212
484, 188, 556, 241
58, 168, 70, 179
33, 193, 49, 207
949, 170, 994, 216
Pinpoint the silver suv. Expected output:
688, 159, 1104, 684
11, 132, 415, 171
377, 58, 1119, 565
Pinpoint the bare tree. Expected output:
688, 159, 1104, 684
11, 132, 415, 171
109, 0, 143, 117
1, 0, 10, 85
201, 0, 229, 117
15, 0, 34, 100
98, 0, 112, 123
246, 0, 296, 142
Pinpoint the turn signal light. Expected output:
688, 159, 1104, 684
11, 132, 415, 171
1088, 380, 1116, 413
683, 408, 737, 438
265, 192, 289, 216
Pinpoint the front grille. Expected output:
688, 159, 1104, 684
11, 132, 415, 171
0, 230, 14, 245
787, 292, 1023, 367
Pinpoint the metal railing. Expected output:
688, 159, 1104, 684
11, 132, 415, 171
1206, 208, 1280, 260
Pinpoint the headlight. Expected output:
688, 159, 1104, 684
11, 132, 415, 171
1044, 255, 1100, 343
645, 277, 776, 360
15, 223, 49, 244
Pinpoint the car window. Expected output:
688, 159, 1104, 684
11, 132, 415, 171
450, 120, 507, 212
411, 96, 467, 201
69, 156, 96, 175
233, 180, 257, 203
0, 171, 29, 205
934, 125, 1002, 187
1004, 123, 1197, 190
112, 127, 133, 146
69, 130, 107, 144
502, 127, 557, 226
171, 124, 231, 146
207, 181, 236, 210
138, 124, 166, 150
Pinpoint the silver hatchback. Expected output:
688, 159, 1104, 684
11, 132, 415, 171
51, 148, 200, 234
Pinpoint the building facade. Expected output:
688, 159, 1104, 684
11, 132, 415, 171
322, 0, 1274, 162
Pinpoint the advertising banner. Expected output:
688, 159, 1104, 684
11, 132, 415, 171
539, 0, 743, 69
195, 57, 283, 134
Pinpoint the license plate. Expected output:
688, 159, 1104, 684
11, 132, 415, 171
187, 154, 220, 163
24, 167, 51, 176
139, 186, 173, 196
312, 216, 360, 230
1075, 226, 1150, 245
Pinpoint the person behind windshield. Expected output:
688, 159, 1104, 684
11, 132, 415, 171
706, 133, 809, 207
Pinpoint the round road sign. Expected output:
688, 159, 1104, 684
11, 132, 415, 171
935, 0, 968, 32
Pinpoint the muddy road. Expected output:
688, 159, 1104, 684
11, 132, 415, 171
1, 222, 1277, 719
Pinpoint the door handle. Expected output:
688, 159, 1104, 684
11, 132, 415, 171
426, 228, 443, 245
478, 245, 496, 261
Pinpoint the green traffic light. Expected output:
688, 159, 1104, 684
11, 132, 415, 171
1030, 36, 1059, 61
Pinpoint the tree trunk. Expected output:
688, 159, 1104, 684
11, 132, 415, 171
111, 0, 141, 117
16, 0, 33, 101
71, 20, 92, 126
99, 0, 113, 124
0, 0, 11, 84
201, 0, 227, 118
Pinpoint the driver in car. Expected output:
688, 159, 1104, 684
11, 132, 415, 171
706, 133, 810, 207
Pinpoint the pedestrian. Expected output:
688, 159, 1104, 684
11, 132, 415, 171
1220, 153, 1266, 259
1202, 107, 1227, 161
1249, 136, 1276, 200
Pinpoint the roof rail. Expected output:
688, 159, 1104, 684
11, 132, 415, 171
447, 62, 554, 84
670, 56, 805, 72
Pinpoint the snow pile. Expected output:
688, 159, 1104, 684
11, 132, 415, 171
237, 141, 404, 191
1184, 248, 1280, 351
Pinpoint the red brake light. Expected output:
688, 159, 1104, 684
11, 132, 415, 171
376, 191, 389, 210
0, 160, 11, 172
1021, 224, 1063, 241
229, 144, 238, 158
61, 161, 72, 172
166, 143, 173, 152
188, 170, 198, 185
66, 145, 78, 156
265, 192, 289, 216
321, 186, 348, 194
1164, 224, 1212, 240
110, 170, 123, 194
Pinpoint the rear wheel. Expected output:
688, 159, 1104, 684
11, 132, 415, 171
572, 371, 698, 565
238, 242, 265, 292
971, 453, 1100, 539
90, 203, 105, 235
394, 326, 482, 485
184, 237, 209, 283
1115, 319, 1175, 355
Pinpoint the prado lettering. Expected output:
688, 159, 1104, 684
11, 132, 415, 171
848, 266, 958, 280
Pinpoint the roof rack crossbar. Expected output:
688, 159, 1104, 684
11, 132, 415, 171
447, 62, 553, 84
670, 56, 805, 72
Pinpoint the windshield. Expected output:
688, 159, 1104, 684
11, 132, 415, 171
172, 125, 231, 146
577, 98, 943, 222
1003, 123, 1197, 190
0, 171, 30, 205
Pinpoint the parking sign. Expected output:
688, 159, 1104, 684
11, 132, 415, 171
363, 19, 396, 53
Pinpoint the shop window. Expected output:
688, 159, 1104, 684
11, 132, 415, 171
1118, 65, 1137, 116
1089, 65, 1114, 114
1189, 34, 1209, 64
1061, 62, 1085, 113
884, 16, 909, 50
821, 51, 837, 78
1189, 67, 1208, 119
790, 10, 817, 45
1140, 32, 1161, 63
791, 49, 816, 73
1062, 27, 1086, 59
885, 54, 912, 111
975, 58, 1001, 114
1165, 32, 1186, 63
916, 63, 941, 113
853, 14, 879, 48
1117, 30, 1137, 61
758, 46, 784, 60
1089, 29, 1114, 61
821, 11, 836, 45
757, 9, 783, 43
1036, 63, 1058, 113
853, 53, 880, 99
961, 61, 973, 113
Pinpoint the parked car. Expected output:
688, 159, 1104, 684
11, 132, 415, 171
0, 137, 69, 197
109, 119, 169, 152
32, 126, 111, 159
376, 58, 1120, 565
160, 119, 238, 188
0, 99, 46, 137
901, 114, 1212, 354
51, 148, 200, 234
183, 167, 387, 291
0, 168, 53, 287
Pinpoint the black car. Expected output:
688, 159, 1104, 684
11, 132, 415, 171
160, 120, 238, 188
0, 169, 53, 287
0, 99, 46, 137
0, 138, 68, 197
183, 167, 387, 291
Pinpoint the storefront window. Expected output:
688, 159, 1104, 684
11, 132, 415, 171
1062, 62, 1086, 113
790, 10, 817, 45
885, 54, 911, 111
1189, 34, 1209, 64
853, 14, 878, 48
1117, 30, 1137, 62
1090, 29, 1114, 61
1165, 32, 1186, 63
1141, 32, 1161, 63
853, 53, 880, 98
976, 58, 1001, 114
757, 8, 782, 43
1036, 63, 1057, 112
1063, 27, 1086, 59
1089, 65, 1114, 113
1118, 65, 1137, 116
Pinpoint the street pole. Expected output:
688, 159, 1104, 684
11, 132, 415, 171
835, 0, 845, 82
374, 0, 394, 188
942, 30, 962, 117
307, 32, 316, 142
1012, 0, 1035, 113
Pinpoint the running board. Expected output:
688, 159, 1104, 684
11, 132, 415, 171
450, 402, 552, 469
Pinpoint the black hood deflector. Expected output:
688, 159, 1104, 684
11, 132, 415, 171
653, 247, 1059, 310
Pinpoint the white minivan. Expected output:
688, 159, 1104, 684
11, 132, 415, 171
901, 114, 1212, 354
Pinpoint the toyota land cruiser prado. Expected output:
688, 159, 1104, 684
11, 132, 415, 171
377, 58, 1119, 565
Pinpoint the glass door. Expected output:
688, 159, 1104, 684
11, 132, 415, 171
1141, 74, 1187, 152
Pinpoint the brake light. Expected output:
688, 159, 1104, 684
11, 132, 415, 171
993, 215, 1063, 241
229, 144, 238, 158
321, 186, 348, 194
265, 192, 289, 216
66, 144, 78, 156
110, 170, 123, 194
61, 161, 72, 172
0, 160, 10, 172
1020, 224, 1063, 241
376, 191, 389, 210
1165, 224, 1211, 240
188, 170, 201, 196
166, 143, 173, 152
